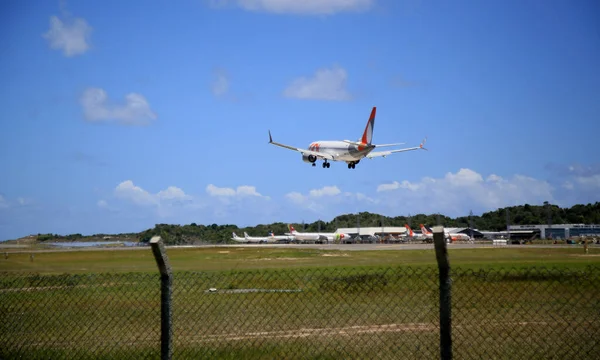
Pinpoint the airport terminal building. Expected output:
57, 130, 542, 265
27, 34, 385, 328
508, 224, 600, 240
333, 223, 600, 242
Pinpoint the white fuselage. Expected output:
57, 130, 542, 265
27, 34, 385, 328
288, 231, 350, 242
244, 236, 277, 243
446, 232, 472, 241
306, 141, 375, 162
269, 235, 296, 242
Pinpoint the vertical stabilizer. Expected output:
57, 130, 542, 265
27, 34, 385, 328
404, 224, 414, 237
360, 106, 376, 145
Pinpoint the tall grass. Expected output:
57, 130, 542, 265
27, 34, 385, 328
1, 264, 599, 359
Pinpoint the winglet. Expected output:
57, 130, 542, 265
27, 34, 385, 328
419, 137, 428, 151
268, 130, 273, 143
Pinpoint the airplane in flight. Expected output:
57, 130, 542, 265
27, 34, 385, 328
268, 106, 427, 169
285, 225, 351, 243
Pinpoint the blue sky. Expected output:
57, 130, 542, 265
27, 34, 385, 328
1, 0, 599, 240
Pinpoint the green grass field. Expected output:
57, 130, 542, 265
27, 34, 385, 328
1, 245, 599, 274
1, 245, 599, 359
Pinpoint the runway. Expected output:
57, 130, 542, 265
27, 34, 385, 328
3, 242, 595, 254
179, 242, 595, 251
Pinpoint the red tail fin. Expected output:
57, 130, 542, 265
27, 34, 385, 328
404, 224, 414, 237
360, 107, 376, 145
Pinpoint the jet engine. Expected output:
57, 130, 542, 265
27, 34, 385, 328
302, 154, 317, 163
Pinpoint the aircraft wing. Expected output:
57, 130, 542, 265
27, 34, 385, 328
366, 146, 421, 158
366, 137, 428, 159
268, 131, 335, 161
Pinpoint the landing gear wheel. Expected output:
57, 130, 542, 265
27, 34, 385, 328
322, 162, 330, 168
312, 163, 316, 167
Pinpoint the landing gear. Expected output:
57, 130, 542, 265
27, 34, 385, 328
347, 162, 357, 169
322, 161, 330, 168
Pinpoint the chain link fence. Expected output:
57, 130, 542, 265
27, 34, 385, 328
1, 263, 598, 359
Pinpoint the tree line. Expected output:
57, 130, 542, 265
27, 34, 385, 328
33, 202, 600, 245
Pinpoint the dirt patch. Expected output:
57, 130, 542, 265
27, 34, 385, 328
253, 257, 300, 261
218, 251, 230, 254
321, 253, 350, 257
193, 323, 437, 342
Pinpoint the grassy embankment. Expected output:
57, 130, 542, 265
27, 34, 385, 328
1, 245, 599, 274
1, 246, 599, 359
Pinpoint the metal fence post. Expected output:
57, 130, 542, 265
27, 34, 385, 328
150, 236, 173, 360
433, 225, 452, 360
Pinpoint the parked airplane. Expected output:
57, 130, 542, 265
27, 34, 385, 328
419, 224, 436, 241
285, 225, 350, 243
268, 106, 427, 169
267, 231, 296, 242
447, 232, 473, 242
231, 232, 248, 243
243, 232, 277, 244
419, 224, 472, 242
404, 224, 430, 241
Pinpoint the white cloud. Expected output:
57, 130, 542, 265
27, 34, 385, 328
309, 185, 341, 197
0, 195, 34, 209
285, 191, 306, 204
211, 69, 229, 96
16, 197, 33, 206
97, 200, 108, 208
206, 184, 236, 197
376, 168, 555, 216
283, 65, 352, 101
0, 195, 8, 209
115, 181, 158, 205
212, 0, 374, 15
115, 180, 191, 206
206, 184, 265, 197
287, 186, 341, 204
445, 168, 484, 186
157, 186, 190, 201
284, 186, 372, 216
572, 174, 600, 189
80, 88, 157, 126
377, 180, 421, 192
43, 14, 92, 57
